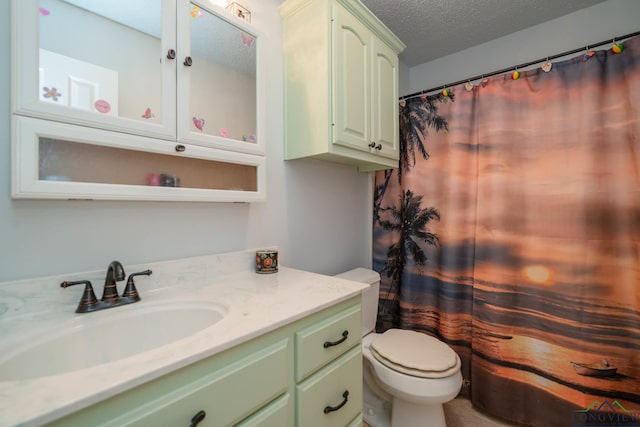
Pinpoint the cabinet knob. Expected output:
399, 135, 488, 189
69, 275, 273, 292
323, 390, 349, 414
184, 56, 193, 67
175, 144, 186, 152
376, 144, 382, 150
368, 142, 376, 148
167, 49, 176, 60
189, 410, 206, 427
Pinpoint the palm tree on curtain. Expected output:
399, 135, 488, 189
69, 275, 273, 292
377, 189, 440, 328
373, 93, 451, 225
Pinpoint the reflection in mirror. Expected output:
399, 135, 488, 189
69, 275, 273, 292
38, 0, 163, 124
189, 3, 257, 143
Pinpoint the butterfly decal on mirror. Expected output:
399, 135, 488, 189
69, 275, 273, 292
39, 7, 50, 16
190, 5, 203, 18
241, 32, 254, 47
193, 117, 205, 131
141, 108, 155, 119
43, 87, 61, 101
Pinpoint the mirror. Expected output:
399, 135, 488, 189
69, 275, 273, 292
37, 0, 258, 145
38, 0, 164, 125
189, 2, 257, 143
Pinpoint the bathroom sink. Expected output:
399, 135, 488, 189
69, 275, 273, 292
0, 300, 227, 381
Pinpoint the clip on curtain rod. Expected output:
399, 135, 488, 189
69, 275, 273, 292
401, 29, 640, 101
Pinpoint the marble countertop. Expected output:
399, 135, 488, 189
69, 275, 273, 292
0, 250, 369, 427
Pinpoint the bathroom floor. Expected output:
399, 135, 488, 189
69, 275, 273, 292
363, 397, 522, 426
443, 397, 523, 426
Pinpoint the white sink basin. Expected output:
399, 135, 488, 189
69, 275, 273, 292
0, 300, 227, 381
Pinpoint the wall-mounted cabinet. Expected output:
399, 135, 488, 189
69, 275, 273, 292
11, 0, 266, 201
280, 0, 405, 172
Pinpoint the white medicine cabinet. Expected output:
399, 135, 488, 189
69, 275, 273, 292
11, 0, 266, 202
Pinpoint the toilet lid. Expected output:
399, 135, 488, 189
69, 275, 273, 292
370, 329, 460, 378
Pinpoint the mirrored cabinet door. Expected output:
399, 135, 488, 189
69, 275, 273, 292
177, 1, 265, 156
12, 0, 177, 139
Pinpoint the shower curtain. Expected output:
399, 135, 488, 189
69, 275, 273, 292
373, 35, 640, 427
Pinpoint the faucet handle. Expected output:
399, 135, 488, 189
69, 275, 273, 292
61, 280, 100, 313
122, 270, 152, 302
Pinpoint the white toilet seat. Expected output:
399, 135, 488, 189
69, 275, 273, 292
362, 332, 463, 406
370, 329, 461, 378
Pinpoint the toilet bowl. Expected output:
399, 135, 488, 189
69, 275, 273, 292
363, 332, 463, 427
335, 269, 462, 427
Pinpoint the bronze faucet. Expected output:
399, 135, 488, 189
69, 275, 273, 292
102, 261, 125, 303
61, 261, 152, 313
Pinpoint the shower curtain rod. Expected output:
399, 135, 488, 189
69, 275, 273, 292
400, 29, 640, 101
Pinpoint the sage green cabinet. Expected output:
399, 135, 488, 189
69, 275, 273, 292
45, 297, 362, 427
280, 0, 405, 172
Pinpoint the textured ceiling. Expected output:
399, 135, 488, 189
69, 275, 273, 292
360, 0, 608, 67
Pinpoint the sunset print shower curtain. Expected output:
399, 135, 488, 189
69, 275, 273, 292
373, 35, 640, 427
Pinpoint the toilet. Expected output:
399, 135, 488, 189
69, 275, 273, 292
335, 268, 462, 427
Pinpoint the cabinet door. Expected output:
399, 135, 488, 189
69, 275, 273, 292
11, 0, 177, 140
235, 394, 293, 427
371, 37, 399, 160
177, 1, 265, 156
331, 2, 371, 152
120, 340, 289, 427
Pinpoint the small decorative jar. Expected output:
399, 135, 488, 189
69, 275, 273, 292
255, 250, 278, 274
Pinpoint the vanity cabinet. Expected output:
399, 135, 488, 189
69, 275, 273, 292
11, 0, 266, 201
280, 0, 405, 172
45, 297, 362, 427
295, 303, 363, 426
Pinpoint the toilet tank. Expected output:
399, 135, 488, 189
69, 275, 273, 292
334, 268, 380, 337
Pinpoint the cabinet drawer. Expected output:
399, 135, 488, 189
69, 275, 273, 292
295, 304, 361, 381
347, 413, 363, 427
123, 339, 289, 427
235, 393, 292, 427
296, 346, 363, 427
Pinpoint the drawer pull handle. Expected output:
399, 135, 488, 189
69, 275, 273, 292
175, 144, 186, 152
324, 390, 349, 414
323, 330, 349, 348
190, 410, 206, 427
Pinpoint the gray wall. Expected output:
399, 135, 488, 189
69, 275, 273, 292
405, 0, 640, 96
4, 0, 637, 282
0, 0, 372, 282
